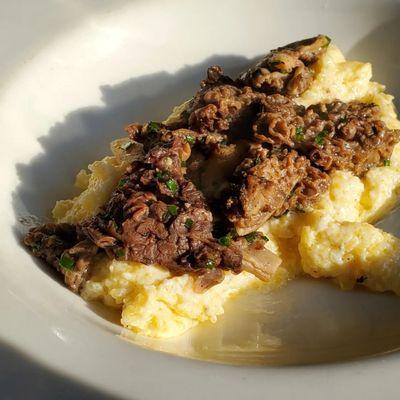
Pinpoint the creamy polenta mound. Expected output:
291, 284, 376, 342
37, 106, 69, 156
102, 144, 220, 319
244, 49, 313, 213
51, 43, 400, 338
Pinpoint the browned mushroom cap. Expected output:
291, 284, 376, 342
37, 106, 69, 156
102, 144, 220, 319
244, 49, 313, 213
237, 35, 331, 97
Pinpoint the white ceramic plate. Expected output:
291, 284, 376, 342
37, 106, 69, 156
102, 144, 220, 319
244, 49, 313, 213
2, 0, 400, 398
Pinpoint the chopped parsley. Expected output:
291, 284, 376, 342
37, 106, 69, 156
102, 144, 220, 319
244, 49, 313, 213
314, 129, 329, 145
147, 121, 161, 133
155, 171, 170, 181
338, 116, 348, 124
185, 135, 195, 145
244, 232, 257, 243
384, 159, 391, 167
218, 234, 232, 247
115, 248, 125, 258
204, 259, 216, 269
295, 126, 304, 141
254, 157, 261, 166
261, 235, 269, 242
31, 243, 41, 253
165, 178, 178, 193
121, 140, 134, 151
167, 204, 179, 217
59, 253, 75, 270
184, 218, 194, 229
118, 178, 128, 188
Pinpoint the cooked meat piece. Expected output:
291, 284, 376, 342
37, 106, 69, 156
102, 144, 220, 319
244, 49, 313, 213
253, 94, 305, 147
254, 98, 400, 176
237, 35, 330, 96
279, 163, 329, 215
24, 223, 98, 292
82, 125, 243, 286
188, 83, 262, 135
174, 66, 265, 139
302, 102, 400, 176
64, 240, 99, 291
224, 148, 327, 235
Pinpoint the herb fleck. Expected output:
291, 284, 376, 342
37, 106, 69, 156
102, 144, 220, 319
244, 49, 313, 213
31, 243, 41, 253
315, 129, 329, 145
295, 126, 304, 141
185, 135, 195, 145
184, 218, 194, 229
121, 140, 134, 151
204, 259, 216, 269
384, 159, 391, 167
156, 171, 170, 181
244, 232, 257, 243
165, 178, 178, 193
218, 234, 232, 247
59, 253, 75, 270
115, 248, 125, 258
167, 204, 179, 217
118, 178, 128, 188
147, 121, 161, 133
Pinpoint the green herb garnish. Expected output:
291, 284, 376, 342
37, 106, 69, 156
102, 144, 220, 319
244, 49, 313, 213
338, 116, 348, 124
261, 235, 269, 242
295, 126, 304, 141
184, 218, 194, 229
384, 159, 391, 166
204, 259, 216, 269
218, 234, 232, 247
181, 160, 187, 167
59, 253, 75, 270
315, 129, 329, 145
118, 178, 128, 188
115, 248, 125, 258
185, 135, 195, 145
121, 140, 134, 151
167, 204, 179, 217
147, 121, 161, 133
156, 170, 170, 181
165, 178, 178, 193
254, 157, 261, 166
244, 232, 257, 243
31, 243, 41, 252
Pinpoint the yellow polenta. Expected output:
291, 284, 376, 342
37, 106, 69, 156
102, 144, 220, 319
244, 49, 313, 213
52, 44, 400, 338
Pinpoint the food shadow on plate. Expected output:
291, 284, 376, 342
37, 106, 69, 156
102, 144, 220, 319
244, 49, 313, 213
10, 54, 259, 314
12, 54, 258, 221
